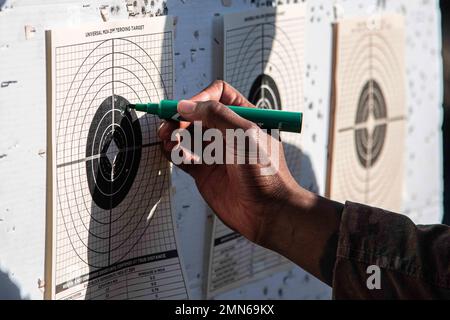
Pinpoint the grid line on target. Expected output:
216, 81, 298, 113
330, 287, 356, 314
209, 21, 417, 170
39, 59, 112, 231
47, 18, 187, 300
225, 19, 304, 112
327, 14, 406, 213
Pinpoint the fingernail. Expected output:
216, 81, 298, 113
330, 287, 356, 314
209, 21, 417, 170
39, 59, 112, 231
158, 121, 167, 131
178, 100, 196, 114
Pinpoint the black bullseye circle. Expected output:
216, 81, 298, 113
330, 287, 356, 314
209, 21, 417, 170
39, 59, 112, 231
355, 79, 387, 168
248, 74, 282, 110
86, 95, 142, 209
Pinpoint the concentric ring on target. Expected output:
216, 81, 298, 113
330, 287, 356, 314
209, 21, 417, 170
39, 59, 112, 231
354, 79, 387, 168
248, 74, 282, 110
85, 95, 142, 210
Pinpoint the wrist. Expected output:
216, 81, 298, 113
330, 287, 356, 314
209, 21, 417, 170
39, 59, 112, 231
257, 184, 344, 285
256, 184, 316, 253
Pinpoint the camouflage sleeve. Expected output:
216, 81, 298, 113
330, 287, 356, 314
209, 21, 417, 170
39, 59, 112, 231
332, 201, 450, 299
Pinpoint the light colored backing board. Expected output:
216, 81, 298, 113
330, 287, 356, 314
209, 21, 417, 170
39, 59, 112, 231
0, 0, 442, 300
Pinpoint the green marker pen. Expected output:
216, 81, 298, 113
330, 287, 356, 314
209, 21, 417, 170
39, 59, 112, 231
128, 100, 302, 133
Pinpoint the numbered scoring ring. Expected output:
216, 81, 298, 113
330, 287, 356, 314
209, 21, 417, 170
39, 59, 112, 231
85, 95, 142, 210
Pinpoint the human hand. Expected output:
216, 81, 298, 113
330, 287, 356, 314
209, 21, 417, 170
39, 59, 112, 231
158, 80, 343, 285
157, 80, 302, 245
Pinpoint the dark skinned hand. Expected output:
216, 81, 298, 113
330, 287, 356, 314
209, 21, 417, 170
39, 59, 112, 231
158, 80, 343, 285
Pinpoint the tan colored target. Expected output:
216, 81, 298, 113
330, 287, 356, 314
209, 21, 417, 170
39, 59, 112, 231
327, 14, 406, 212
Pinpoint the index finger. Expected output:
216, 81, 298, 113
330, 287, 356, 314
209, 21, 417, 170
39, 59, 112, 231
190, 80, 254, 108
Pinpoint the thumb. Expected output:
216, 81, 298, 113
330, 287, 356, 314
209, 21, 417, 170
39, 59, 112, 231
177, 100, 255, 134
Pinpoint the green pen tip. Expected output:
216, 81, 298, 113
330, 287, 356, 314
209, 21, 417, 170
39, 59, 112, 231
129, 103, 157, 113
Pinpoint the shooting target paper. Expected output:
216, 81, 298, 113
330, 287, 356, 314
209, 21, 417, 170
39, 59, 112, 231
326, 15, 406, 212
207, 4, 306, 298
45, 17, 188, 300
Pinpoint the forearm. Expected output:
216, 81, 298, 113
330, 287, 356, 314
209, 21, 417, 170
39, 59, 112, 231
259, 186, 344, 286
262, 192, 450, 298
333, 202, 450, 299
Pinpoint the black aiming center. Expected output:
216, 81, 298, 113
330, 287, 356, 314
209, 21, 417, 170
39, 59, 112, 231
248, 73, 282, 110
85, 95, 142, 210
354, 79, 387, 168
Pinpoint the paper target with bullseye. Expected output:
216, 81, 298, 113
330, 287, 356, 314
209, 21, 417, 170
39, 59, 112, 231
326, 15, 406, 212
207, 5, 306, 298
46, 18, 188, 300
